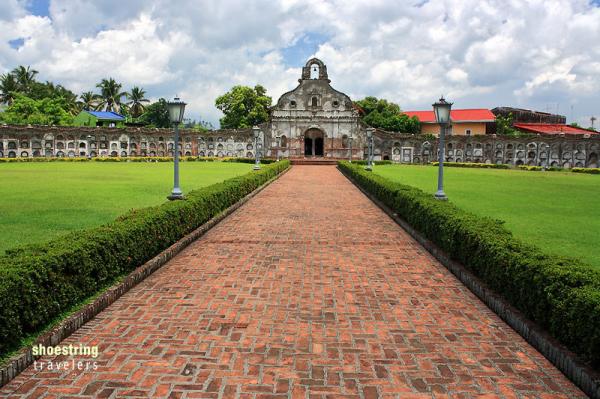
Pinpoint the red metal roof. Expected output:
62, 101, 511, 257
513, 123, 598, 135
403, 109, 496, 123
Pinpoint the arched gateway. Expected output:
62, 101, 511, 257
304, 128, 324, 156
268, 58, 364, 159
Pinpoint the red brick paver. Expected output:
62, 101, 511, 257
1, 166, 584, 398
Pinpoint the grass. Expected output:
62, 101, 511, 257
0, 162, 253, 253
374, 164, 600, 269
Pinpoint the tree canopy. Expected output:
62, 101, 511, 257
495, 113, 522, 137
353, 96, 420, 134
96, 78, 127, 113
138, 98, 171, 128
0, 94, 74, 126
215, 85, 271, 129
0, 65, 161, 125
126, 86, 150, 118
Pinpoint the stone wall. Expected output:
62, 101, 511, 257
375, 132, 600, 168
0, 125, 257, 159
0, 124, 600, 168
2, 124, 599, 168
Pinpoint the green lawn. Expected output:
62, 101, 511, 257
0, 162, 253, 253
374, 165, 600, 269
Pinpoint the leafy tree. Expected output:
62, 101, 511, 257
22, 81, 79, 116
183, 118, 213, 132
495, 113, 521, 136
78, 91, 99, 111
126, 86, 149, 118
354, 96, 420, 134
0, 73, 19, 105
139, 98, 171, 128
0, 94, 74, 125
12, 65, 38, 92
215, 85, 271, 128
96, 78, 126, 113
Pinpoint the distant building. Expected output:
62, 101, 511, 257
492, 107, 598, 136
513, 123, 597, 136
492, 107, 566, 124
74, 111, 126, 128
402, 109, 496, 136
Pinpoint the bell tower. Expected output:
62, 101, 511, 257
300, 58, 330, 82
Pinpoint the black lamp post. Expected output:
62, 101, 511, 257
348, 132, 354, 163
433, 96, 452, 200
166, 97, 186, 200
87, 135, 92, 159
275, 134, 281, 162
253, 126, 261, 170
365, 127, 375, 171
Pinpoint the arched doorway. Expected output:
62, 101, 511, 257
304, 128, 324, 157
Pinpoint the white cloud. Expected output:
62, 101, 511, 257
0, 0, 599, 125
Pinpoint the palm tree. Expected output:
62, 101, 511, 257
96, 78, 126, 113
126, 86, 150, 118
79, 91, 99, 111
59, 90, 80, 115
12, 65, 38, 92
0, 73, 19, 105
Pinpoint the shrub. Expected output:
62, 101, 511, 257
351, 160, 393, 166
572, 167, 600, 174
338, 160, 600, 366
223, 157, 277, 164
518, 165, 543, 171
0, 160, 289, 357
0, 156, 276, 164
430, 162, 510, 169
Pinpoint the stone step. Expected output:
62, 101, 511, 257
289, 158, 341, 165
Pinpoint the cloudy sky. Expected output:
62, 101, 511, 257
1, 0, 600, 127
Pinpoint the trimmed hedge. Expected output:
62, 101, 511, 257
431, 161, 510, 169
0, 156, 274, 163
573, 167, 600, 174
351, 160, 393, 166
0, 160, 289, 358
338, 161, 600, 366
223, 157, 277, 164
518, 165, 564, 172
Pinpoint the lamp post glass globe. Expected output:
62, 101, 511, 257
167, 97, 187, 125
253, 126, 261, 170
432, 96, 452, 125
432, 96, 452, 201
167, 96, 187, 201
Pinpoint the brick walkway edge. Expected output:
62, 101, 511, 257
0, 166, 585, 398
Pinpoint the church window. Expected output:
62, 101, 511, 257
290, 100, 296, 108
311, 97, 318, 107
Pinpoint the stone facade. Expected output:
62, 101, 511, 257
1, 58, 599, 168
267, 58, 364, 159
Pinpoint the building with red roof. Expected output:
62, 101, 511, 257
402, 109, 496, 136
513, 123, 598, 136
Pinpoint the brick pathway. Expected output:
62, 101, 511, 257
1, 166, 584, 398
